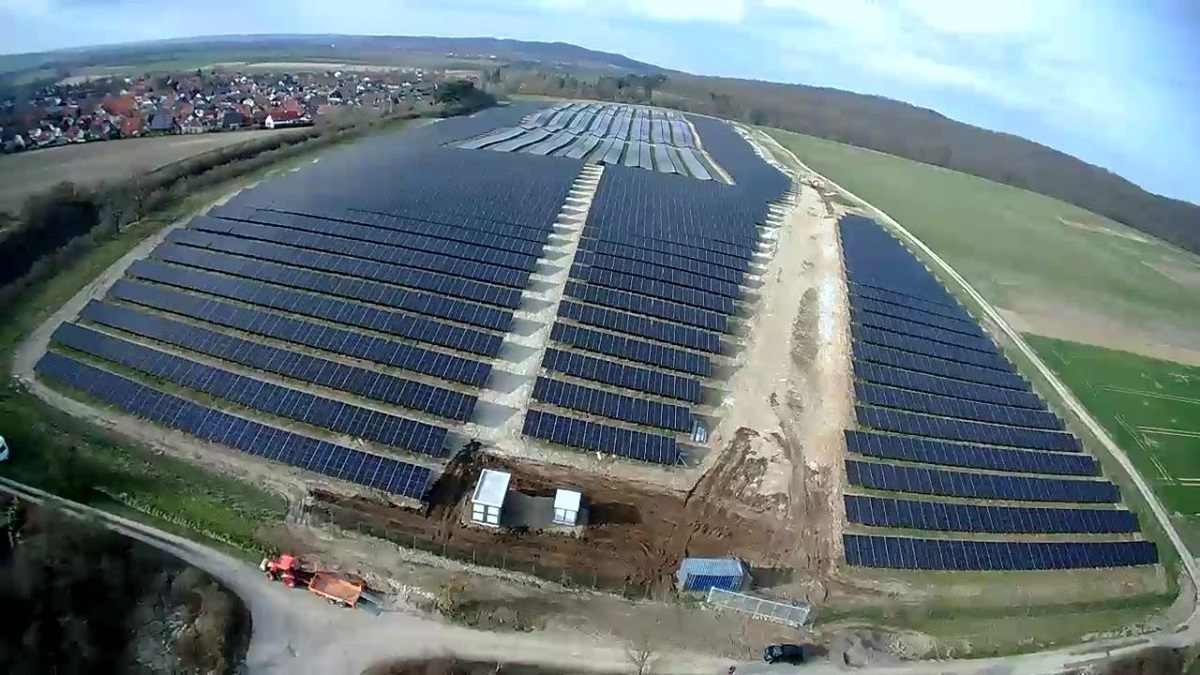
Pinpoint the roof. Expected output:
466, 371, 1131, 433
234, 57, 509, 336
270, 110, 304, 122
471, 469, 510, 508
677, 557, 747, 578
553, 488, 582, 512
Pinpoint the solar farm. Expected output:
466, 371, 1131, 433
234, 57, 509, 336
28, 100, 1163, 600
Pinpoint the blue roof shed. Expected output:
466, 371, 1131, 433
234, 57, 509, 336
675, 556, 749, 593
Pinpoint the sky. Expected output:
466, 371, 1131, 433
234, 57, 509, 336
2, 0, 1198, 203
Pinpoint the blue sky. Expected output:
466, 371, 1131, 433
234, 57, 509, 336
3, 0, 1198, 203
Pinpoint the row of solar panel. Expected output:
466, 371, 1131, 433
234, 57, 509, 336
844, 430, 1099, 476
853, 361, 1042, 410
522, 409, 681, 465
855, 382, 1062, 431
854, 342, 1029, 392
857, 405, 1080, 452
844, 494, 1138, 534
838, 218, 954, 303
849, 293, 983, 338
211, 204, 547, 266
846, 459, 1119, 503
550, 322, 710, 377
210, 204, 540, 271
570, 264, 737, 315
684, 115, 790, 204
573, 248, 744, 302
542, 347, 702, 402
587, 225, 757, 265
53, 323, 450, 458
580, 237, 746, 282
94, 287, 492, 387
169, 228, 525, 310
152, 244, 515, 332
843, 534, 1158, 570
851, 308, 999, 357
565, 281, 726, 332
849, 283, 971, 322
119, 266, 504, 359
190, 215, 531, 289
851, 323, 1014, 373
532, 376, 693, 432
558, 300, 722, 354
78, 300, 476, 421
35, 352, 437, 498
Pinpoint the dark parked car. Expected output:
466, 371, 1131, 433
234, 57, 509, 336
763, 643, 806, 664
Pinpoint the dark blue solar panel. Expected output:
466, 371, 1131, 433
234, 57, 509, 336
565, 282, 726, 332
522, 409, 681, 464
845, 459, 1118, 502
550, 321, 709, 376
853, 361, 1042, 410
853, 342, 1029, 391
843, 534, 1158, 570
856, 405, 1079, 452
844, 430, 1098, 476
542, 348, 701, 402
532, 376, 692, 432
844, 494, 1139, 533
557, 301, 722, 353
34, 351, 435, 499
855, 382, 1062, 430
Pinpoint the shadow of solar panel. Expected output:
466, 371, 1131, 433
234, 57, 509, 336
845, 459, 1118, 502
190, 215, 529, 289
851, 324, 1015, 373
844, 494, 1139, 534
856, 405, 1078, 451
844, 430, 1098, 476
80, 300, 478, 421
574, 250, 743, 300
855, 382, 1062, 430
852, 361, 1043, 410
53, 322, 450, 458
558, 300, 722, 353
579, 239, 745, 282
35, 351, 436, 499
532, 376, 693, 431
565, 282, 726, 332
550, 321, 710, 376
149, 244, 515, 331
843, 533, 1158, 570
522, 409, 681, 464
121, 265, 503, 357
167, 228, 523, 309
851, 307, 998, 354
570, 264, 737, 314
854, 343, 1029, 391
542, 348, 702, 402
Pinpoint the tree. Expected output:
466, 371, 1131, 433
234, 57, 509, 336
625, 636, 658, 675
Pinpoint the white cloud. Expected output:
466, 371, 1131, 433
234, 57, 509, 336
525, 0, 745, 23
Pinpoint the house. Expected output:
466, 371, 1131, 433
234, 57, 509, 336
180, 118, 207, 134
675, 557, 750, 593
221, 110, 246, 130
470, 469, 510, 528
147, 112, 176, 133
264, 110, 312, 130
552, 489, 583, 527
121, 115, 143, 137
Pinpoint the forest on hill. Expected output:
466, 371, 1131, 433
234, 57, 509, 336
490, 68, 1200, 256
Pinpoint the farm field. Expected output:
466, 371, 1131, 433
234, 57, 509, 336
1029, 336, 1200, 548
767, 129, 1200, 365
0, 130, 305, 212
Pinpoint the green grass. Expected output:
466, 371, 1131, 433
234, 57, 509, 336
1028, 335, 1200, 548
766, 129, 1200, 337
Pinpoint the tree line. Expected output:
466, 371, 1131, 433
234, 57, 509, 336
488, 68, 1200, 256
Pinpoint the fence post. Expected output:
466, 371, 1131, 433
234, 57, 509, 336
472, 549, 476, 565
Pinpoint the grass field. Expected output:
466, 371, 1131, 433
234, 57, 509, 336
767, 129, 1200, 358
0, 130, 304, 213
1029, 336, 1200, 547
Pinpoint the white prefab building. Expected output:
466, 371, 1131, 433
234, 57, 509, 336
552, 488, 582, 526
471, 469, 510, 527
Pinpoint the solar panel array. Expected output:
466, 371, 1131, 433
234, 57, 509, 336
837, 214, 1157, 570
521, 114, 790, 465
457, 102, 717, 180
34, 106, 592, 500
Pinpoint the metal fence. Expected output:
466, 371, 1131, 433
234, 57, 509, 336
705, 587, 811, 627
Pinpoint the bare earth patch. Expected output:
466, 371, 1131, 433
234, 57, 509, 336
1059, 217, 1152, 244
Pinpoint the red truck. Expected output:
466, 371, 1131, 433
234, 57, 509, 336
260, 553, 364, 608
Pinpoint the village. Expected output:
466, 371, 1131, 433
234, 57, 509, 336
0, 67, 456, 152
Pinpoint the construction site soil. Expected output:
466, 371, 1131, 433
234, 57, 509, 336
311, 433, 789, 596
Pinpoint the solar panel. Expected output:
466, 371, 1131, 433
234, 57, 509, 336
856, 405, 1079, 452
844, 494, 1139, 533
854, 382, 1062, 430
532, 376, 693, 432
35, 351, 435, 499
557, 301, 722, 353
542, 348, 702, 402
522, 409, 681, 464
550, 321, 710, 376
843, 533, 1158, 570
845, 459, 1118, 502
852, 360, 1042, 410
844, 430, 1098, 476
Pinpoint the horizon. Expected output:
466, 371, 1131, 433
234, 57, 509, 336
2, 1, 1197, 205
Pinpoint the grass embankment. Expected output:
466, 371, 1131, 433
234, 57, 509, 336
1029, 337, 1200, 549
760, 127, 1182, 651
0, 139, 388, 555
766, 129, 1200, 338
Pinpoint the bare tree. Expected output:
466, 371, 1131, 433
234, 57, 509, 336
625, 635, 658, 675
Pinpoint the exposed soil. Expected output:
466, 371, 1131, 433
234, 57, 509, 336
998, 302, 1200, 367
364, 659, 585, 675
1058, 217, 1152, 244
